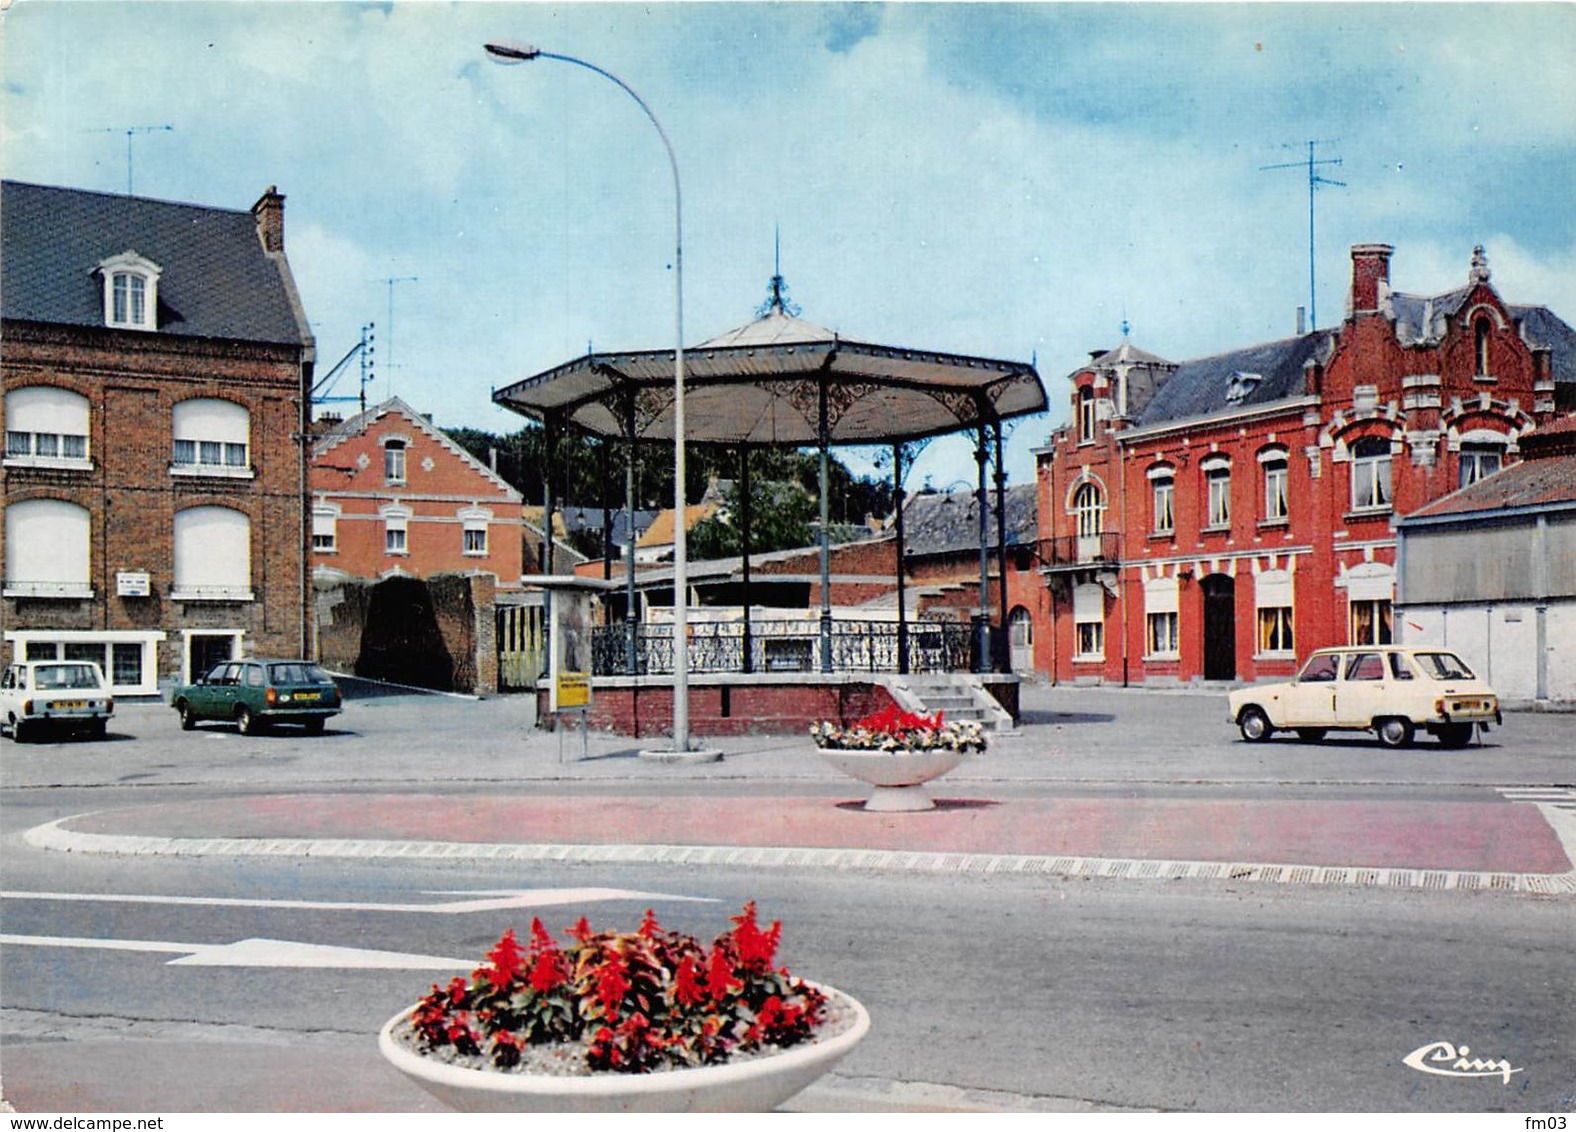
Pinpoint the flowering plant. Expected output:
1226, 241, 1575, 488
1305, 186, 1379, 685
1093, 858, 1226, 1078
809, 703, 987, 753
403, 903, 828, 1075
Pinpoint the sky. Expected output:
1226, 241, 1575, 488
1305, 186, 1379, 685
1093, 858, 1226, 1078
5, 1, 1574, 491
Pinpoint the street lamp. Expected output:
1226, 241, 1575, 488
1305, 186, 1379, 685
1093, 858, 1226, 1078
486, 40, 692, 753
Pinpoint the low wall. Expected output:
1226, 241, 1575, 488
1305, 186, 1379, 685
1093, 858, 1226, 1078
314, 572, 498, 695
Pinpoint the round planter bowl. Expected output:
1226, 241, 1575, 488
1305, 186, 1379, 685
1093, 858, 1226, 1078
378, 983, 869, 1113
815, 746, 969, 811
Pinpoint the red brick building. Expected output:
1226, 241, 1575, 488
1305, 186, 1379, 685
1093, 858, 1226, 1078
2, 181, 316, 692
1035, 242, 1576, 686
310, 397, 526, 588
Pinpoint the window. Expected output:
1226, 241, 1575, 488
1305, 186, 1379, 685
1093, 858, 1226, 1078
1459, 442, 1504, 488
312, 507, 338, 553
1298, 653, 1339, 682
112, 643, 144, 687
1150, 469, 1175, 534
173, 506, 252, 600
384, 440, 408, 484
1077, 387, 1097, 443
1387, 652, 1415, 681
5, 387, 90, 467
4, 499, 91, 598
383, 507, 410, 555
172, 399, 250, 475
1350, 436, 1392, 511
1344, 652, 1385, 681
1073, 483, 1103, 538
1257, 607, 1294, 654
1350, 598, 1393, 645
1073, 582, 1104, 659
464, 525, 487, 555
460, 509, 490, 557
1260, 451, 1289, 522
1203, 458, 1231, 528
1147, 611, 1179, 656
99, 251, 161, 331
1474, 317, 1492, 376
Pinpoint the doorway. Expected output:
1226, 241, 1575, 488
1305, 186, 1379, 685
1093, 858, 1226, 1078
1201, 574, 1237, 681
187, 632, 239, 683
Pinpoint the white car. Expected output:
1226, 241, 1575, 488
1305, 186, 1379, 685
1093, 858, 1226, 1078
1, 660, 115, 742
1228, 646, 1500, 749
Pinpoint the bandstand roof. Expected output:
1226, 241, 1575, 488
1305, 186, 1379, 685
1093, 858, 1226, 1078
493, 297, 1047, 447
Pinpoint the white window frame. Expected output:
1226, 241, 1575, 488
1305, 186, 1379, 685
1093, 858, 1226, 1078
1077, 387, 1097, 443
4, 499, 93, 598
172, 506, 253, 601
5, 387, 92, 470
1073, 582, 1105, 660
383, 505, 411, 556
1202, 456, 1231, 529
172, 399, 252, 479
1350, 436, 1393, 512
2, 630, 165, 697
384, 439, 408, 485
1458, 441, 1504, 488
1148, 467, 1175, 535
99, 251, 162, 331
1350, 598, 1394, 646
1254, 569, 1296, 657
312, 506, 339, 554
460, 509, 490, 557
1143, 575, 1180, 659
1258, 447, 1289, 523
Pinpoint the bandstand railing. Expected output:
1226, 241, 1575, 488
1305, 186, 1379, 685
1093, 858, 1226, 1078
590, 619, 975, 676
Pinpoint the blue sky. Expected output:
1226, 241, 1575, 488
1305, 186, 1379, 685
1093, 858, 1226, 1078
5, 2, 1574, 490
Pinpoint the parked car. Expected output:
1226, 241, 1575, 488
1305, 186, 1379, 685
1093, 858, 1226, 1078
1229, 646, 1501, 749
1, 660, 115, 742
171, 659, 342, 735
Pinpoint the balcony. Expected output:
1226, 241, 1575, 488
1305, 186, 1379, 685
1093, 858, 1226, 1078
1038, 532, 1123, 570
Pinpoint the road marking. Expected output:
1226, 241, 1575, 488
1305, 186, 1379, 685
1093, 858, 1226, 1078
0, 887, 713, 915
0, 933, 472, 969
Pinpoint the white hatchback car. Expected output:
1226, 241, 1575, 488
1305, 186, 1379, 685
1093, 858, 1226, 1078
1228, 646, 1500, 749
1, 660, 116, 742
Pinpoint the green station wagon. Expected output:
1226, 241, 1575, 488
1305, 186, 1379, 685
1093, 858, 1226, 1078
172, 659, 342, 735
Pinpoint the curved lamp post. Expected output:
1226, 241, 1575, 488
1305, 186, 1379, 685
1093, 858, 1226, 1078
485, 41, 691, 753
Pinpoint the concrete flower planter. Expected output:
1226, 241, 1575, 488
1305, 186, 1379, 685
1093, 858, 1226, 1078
816, 746, 969, 811
378, 982, 869, 1113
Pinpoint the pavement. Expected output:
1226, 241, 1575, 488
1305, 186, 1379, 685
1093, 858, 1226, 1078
4, 683, 1575, 1113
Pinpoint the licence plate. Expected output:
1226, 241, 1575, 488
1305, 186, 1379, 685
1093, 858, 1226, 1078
295, 691, 320, 702
53, 701, 88, 711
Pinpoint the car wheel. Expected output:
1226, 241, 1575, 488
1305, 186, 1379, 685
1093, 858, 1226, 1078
1295, 729, 1327, 743
302, 718, 325, 736
9, 718, 27, 743
177, 701, 197, 731
1238, 706, 1273, 743
236, 706, 261, 736
1375, 717, 1414, 749
1436, 722, 1475, 749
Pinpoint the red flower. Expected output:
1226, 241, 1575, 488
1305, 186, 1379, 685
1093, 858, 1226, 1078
729, 901, 782, 973
705, 943, 739, 1002
593, 955, 631, 1016
638, 908, 662, 939
673, 954, 707, 1006
480, 927, 526, 990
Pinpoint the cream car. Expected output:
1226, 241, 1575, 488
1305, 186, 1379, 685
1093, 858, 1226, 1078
1, 660, 115, 742
1228, 646, 1501, 749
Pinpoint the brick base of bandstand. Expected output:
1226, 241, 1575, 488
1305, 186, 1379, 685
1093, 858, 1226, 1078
535, 672, 1020, 737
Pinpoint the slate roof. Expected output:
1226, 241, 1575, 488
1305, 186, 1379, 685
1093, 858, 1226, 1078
1512, 305, 1576, 386
1133, 330, 1336, 427
901, 483, 1037, 556
1, 180, 309, 346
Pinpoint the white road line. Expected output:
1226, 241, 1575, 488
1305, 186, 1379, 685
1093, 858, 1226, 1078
0, 887, 713, 915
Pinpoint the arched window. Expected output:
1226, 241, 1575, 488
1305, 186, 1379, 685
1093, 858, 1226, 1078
99, 251, 162, 331
173, 506, 252, 600
1459, 440, 1504, 488
172, 399, 250, 475
1147, 465, 1175, 534
1350, 436, 1392, 511
1258, 446, 1289, 523
5, 386, 90, 467
1072, 482, 1104, 538
1474, 317, 1492, 377
4, 499, 91, 598
384, 439, 408, 485
1202, 455, 1231, 529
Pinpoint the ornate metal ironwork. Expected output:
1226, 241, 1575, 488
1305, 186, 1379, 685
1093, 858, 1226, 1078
588, 619, 973, 676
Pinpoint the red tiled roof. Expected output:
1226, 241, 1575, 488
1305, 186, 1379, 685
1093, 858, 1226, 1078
1405, 452, 1576, 519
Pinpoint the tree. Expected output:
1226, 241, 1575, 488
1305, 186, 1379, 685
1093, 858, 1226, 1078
688, 479, 817, 559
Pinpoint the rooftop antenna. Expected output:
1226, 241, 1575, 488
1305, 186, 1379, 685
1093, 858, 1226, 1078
383, 276, 418, 396
89, 124, 173, 195
309, 322, 377, 416
1261, 139, 1345, 330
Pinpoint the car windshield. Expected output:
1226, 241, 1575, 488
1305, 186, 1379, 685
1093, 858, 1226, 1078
1414, 652, 1476, 680
268, 663, 333, 685
34, 664, 102, 691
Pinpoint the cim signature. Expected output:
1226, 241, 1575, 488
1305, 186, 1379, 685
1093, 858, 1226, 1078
1403, 1040, 1523, 1084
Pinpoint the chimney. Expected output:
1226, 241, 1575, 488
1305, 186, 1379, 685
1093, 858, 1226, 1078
1303, 357, 1323, 396
252, 186, 286, 254
1296, 306, 1306, 336
1350, 243, 1393, 314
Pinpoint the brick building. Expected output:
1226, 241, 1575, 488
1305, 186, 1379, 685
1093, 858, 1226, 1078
1035, 242, 1576, 686
2, 181, 316, 693
310, 396, 526, 588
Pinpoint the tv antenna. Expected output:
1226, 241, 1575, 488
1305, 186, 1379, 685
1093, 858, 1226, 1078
310, 323, 376, 417
383, 276, 419, 396
1262, 140, 1345, 330
89, 124, 173, 196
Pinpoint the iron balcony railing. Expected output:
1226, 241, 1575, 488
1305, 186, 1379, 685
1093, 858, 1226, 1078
1037, 532, 1123, 569
590, 619, 976, 677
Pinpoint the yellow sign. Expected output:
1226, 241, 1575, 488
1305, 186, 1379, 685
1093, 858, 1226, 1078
556, 671, 591, 709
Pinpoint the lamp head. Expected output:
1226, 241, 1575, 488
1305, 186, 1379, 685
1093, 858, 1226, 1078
484, 40, 540, 63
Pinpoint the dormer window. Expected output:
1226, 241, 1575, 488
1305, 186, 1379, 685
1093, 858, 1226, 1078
1226, 371, 1262, 406
99, 251, 162, 331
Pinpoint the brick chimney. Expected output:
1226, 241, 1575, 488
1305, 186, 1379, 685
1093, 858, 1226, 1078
1350, 243, 1393, 314
252, 186, 286, 254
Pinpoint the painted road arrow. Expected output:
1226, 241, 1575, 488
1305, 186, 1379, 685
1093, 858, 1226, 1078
0, 933, 475, 969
